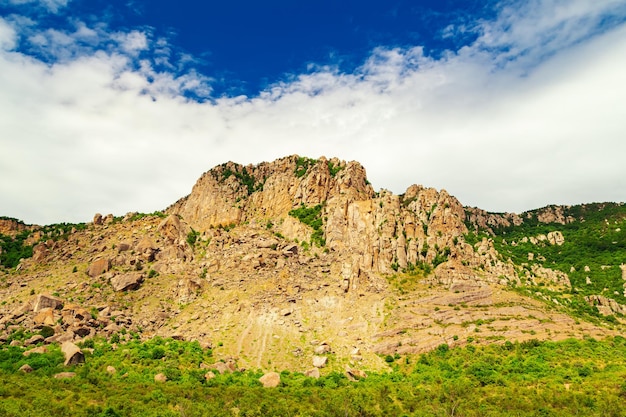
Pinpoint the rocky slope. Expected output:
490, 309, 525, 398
0, 155, 622, 374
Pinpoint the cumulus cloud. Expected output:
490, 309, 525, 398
1, 1, 626, 224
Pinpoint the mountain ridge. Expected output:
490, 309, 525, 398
1, 155, 624, 373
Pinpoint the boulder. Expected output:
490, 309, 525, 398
61, 341, 85, 366
158, 214, 190, 244
23, 346, 48, 356
312, 356, 327, 368
23, 334, 44, 346
93, 213, 103, 225
54, 372, 76, 379
19, 364, 33, 373
314, 343, 331, 355
106, 366, 116, 374
88, 258, 111, 278
204, 371, 216, 380
304, 368, 320, 379
135, 238, 158, 262
154, 373, 167, 383
32, 243, 50, 263
33, 308, 56, 326
259, 372, 281, 388
32, 294, 64, 312
110, 273, 144, 292
346, 367, 367, 380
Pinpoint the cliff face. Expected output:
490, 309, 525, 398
3, 155, 616, 373
168, 155, 518, 288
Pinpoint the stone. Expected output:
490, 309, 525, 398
23, 334, 44, 346
33, 308, 56, 326
54, 372, 76, 379
547, 231, 565, 246
346, 367, 367, 380
106, 366, 116, 374
312, 356, 327, 368
32, 243, 50, 263
117, 242, 131, 252
158, 214, 190, 245
259, 371, 281, 388
19, 364, 33, 373
204, 371, 216, 380
211, 362, 232, 374
176, 278, 202, 304
154, 373, 167, 383
304, 368, 320, 379
110, 273, 144, 292
88, 258, 111, 278
23, 346, 48, 356
314, 343, 331, 355
61, 341, 85, 366
93, 213, 103, 225
32, 294, 64, 312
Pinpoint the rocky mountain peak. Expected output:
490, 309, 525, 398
168, 155, 374, 231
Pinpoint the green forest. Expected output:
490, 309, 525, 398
1, 335, 625, 416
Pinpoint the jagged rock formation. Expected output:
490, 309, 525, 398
168, 155, 517, 290
0, 155, 622, 373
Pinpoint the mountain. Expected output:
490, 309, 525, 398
1, 155, 624, 373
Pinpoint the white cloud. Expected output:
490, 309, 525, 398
0, 17, 17, 50
1, 1, 626, 224
2, 0, 70, 13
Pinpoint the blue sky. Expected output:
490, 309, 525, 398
1, 0, 626, 224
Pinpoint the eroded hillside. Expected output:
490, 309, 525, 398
1, 156, 624, 374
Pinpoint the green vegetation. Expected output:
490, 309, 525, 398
0, 230, 33, 268
186, 229, 200, 247
289, 204, 325, 247
327, 160, 343, 177
124, 212, 166, 221
40, 222, 88, 240
466, 203, 626, 323
1, 336, 625, 416
221, 165, 264, 195
294, 156, 317, 178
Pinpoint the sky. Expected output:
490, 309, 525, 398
1, 0, 626, 225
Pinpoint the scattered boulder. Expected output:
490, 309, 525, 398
304, 368, 320, 379
204, 371, 216, 380
259, 372, 281, 388
314, 342, 331, 355
19, 364, 33, 373
158, 214, 190, 244
54, 372, 76, 379
61, 341, 85, 366
110, 273, 144, 292
33, 308, 56, 326
117, 242, 131, 252
93, 213, 103, 225
547, 231, 565, 246
312, 356, 327, 368
88, 258, 111, 278
154, 373, 167, 383
23, 346, 47, 356
106, 366, 116, 374
32, 294, 64, 312
23, 334, 44, 346
346, 367, 367, 380
31, 243, 50, 263
135, 238, 158, 262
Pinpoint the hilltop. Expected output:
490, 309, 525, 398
1, 155, 625, 374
